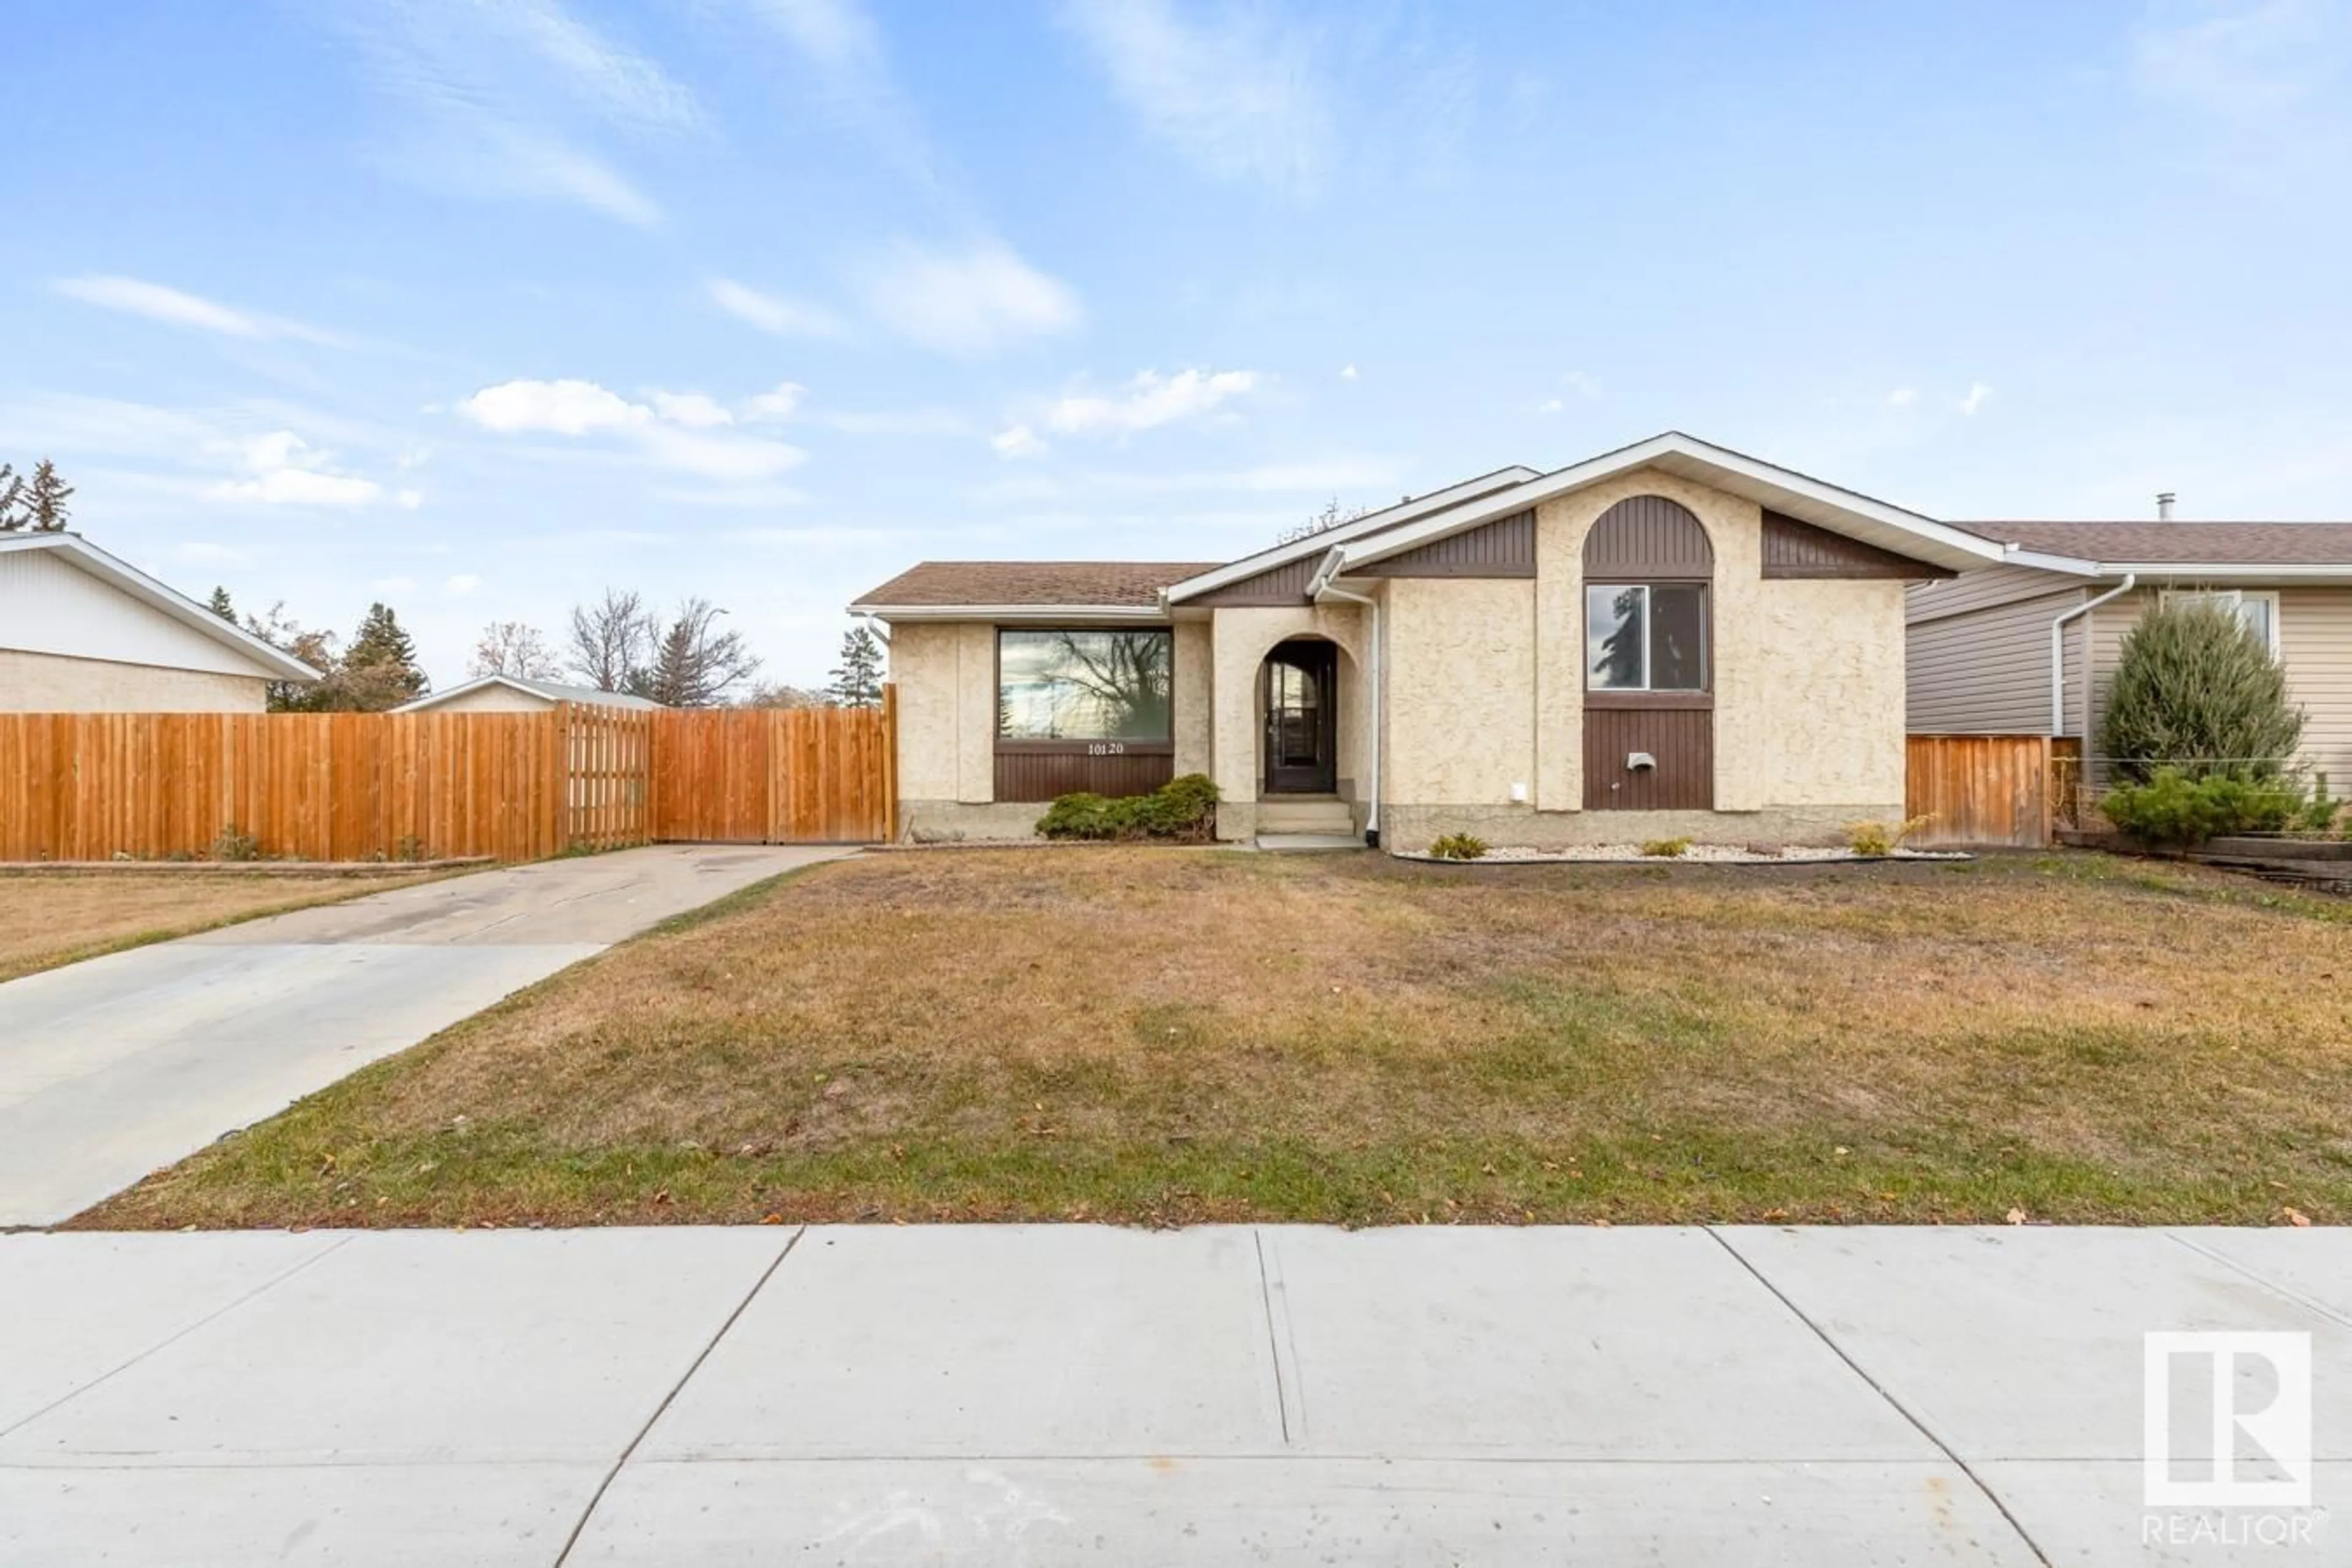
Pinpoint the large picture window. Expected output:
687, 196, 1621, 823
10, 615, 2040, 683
997, 629, 1174, 741
1586, 583, 1706, 692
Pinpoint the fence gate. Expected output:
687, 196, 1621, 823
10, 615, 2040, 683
1904, 733, 2054, 849
648, 693, 895, 845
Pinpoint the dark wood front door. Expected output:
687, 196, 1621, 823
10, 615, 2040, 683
1264, 640, 1337, 794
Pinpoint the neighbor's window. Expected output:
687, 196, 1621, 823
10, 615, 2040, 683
1586, 583, 1707, 692
997, 629, 1174, 741
2162, 590, 2280, 658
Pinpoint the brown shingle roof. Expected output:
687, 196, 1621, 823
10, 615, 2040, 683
1960, 521, 2352, 566
851, 560, 1221, 609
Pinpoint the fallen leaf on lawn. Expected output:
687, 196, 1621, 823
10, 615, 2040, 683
760, 1213, 785, 1226
2005, 1207, 2026, 1226
2285, 1207, 2312, 1227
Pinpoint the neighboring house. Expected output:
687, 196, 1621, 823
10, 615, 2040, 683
0, 532, 317, 712
390, 675, 667, 714
851, 431, 2003, 848
1907, 515, 2352, 785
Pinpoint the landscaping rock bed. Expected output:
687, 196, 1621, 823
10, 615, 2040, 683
1398, 844, 1970, 865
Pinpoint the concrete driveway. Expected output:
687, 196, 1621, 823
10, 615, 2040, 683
0, 845, 847, 1227
1, 1223, 2345, 1565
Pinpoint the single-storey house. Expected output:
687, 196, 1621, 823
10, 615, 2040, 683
391, 675, 666, 715
0, 532, 318, 712
1907, 512, 2352, 785
851, 431, 2005, 848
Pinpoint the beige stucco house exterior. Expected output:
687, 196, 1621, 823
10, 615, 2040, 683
391, 675, 666, 715
853, 432, 2004, 850
1907, 518, 2352, 786
0, 532, 317, 711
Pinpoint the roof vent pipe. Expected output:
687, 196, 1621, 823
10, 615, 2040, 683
2157, 491, 2176, 521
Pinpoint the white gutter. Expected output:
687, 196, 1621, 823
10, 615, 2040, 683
2049, 574, 2135, 736
1307, 554, 1382, 848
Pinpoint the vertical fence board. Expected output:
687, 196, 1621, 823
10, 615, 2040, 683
1905, 733, 2054, 849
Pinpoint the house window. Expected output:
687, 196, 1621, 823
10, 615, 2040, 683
2162, 590, 2280, 658
1586, 583, 1708, 692
997, 629, 1174, 741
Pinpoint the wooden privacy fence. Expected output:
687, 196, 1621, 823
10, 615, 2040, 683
0, 691, 894, 862
649, 692, 896, 845
1904, 733, 2058, 849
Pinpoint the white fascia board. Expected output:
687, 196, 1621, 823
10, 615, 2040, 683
1161, 466, 1542, 604
846, 603, 1170, 622
1999, 548, 2103, 576
2100, 563, 2352, 582
1336, 431, 2007, 576
0, 532, 323, 681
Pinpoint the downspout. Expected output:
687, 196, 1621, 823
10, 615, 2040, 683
2049, 573, 2134, 737
1309, 559, 1382, 849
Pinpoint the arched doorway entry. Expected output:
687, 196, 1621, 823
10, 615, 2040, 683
1262, 637, 1338, 794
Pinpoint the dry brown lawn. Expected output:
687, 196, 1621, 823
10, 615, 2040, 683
0, 870, 445, 984
81, 846, 2352, 1230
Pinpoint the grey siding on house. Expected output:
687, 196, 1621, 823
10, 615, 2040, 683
1906, 584, 2087, 734
1906, 563, 2090, 624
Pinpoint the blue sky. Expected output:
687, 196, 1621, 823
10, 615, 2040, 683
10, 0, 2350, 689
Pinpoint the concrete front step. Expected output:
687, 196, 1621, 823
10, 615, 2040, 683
1256, 797, 1355, 834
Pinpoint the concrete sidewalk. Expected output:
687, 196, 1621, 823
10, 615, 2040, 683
0, 845, 846, 1227
2, 1224, 2345, 1565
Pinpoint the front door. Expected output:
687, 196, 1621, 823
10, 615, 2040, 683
1263, 640, 1337, 794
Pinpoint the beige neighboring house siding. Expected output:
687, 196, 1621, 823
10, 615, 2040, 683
1383, 576, 1536, 805
2087, 586, 2352, 784
0, 648, 270, 712
410, 683, 556, 714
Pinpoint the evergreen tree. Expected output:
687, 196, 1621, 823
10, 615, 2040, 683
207, 586, 237, 622
341, 601, 429, 709
20, 459, 72, 532
0, 464, 23, 531
636, 598, 759, 707
2100, 598, 2304, 783
826, 624, 885, 709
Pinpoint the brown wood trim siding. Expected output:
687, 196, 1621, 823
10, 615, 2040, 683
1581, 708, 1714, 810
993, 749, 1174, 801
1762, 510, 1954, 580
1582, 688, 1713, 710
1355, 510, 1536, 578
1583, 495, 1714, 578
1189, 554, 1319, 606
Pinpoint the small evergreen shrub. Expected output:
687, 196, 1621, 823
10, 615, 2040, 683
2099, 598, 2303, 785
2294, 772, 2343, 837
1428, 832, 1489, 861
1640, 837, 1692, 858
2100, 766, 2299, 848
1036, 773, 1219, 842
1847, 815, 1933, 857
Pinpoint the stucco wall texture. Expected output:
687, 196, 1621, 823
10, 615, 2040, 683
879, 467, 1912, 843
0, 649, 270, 712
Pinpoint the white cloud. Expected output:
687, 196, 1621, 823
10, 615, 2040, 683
326, 0, 688, 226
1338, 363, 1359, 380
858, 239, 1081, 355
1041, 368, 1259, 437
396, 488, 425, 510
2133, 0, 2341, 116
1888, 387, 1918, 408
1959, 382, 1996, 416
743, 382, 808, 421
1058, 0, 1330, 191
458, 376, 807, 479
53, 276, 342, 345
650, 390, 735, 428
445, 573, 484, 597
203, 430, 388, 507
723, 0, 930, 173
1559, 369, 1602, 399
706, 277, 848, 337
1536, 398, 1564, 414
460, 377, 650, 434
992, 423, 1047, 459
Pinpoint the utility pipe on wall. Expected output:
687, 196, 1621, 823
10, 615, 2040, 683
1311, 578, 1383, 848
2049, 573, 2135, 737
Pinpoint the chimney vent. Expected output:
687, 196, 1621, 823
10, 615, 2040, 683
2157, 491, 2177, 521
